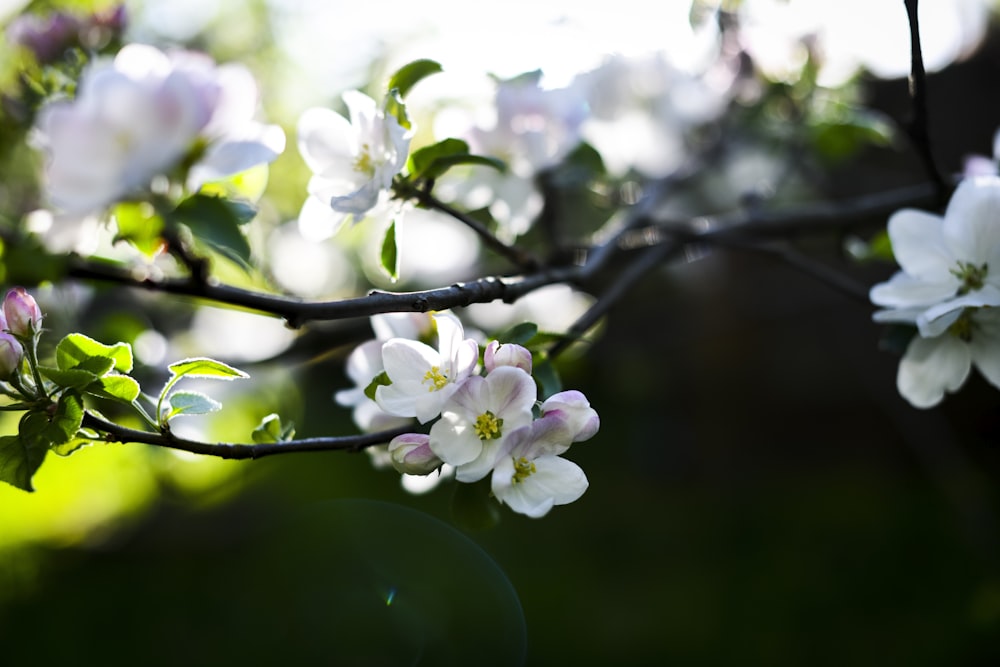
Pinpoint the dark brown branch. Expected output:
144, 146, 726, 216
82, 412, 415, 459
902, 0, 947, 201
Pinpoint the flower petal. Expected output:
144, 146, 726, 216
942, 176, 1000, 265
897, 334, 972, 408
886, 209, 953, 282
869, 271, 959, 309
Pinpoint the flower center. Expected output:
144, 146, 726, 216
353, 144, 375, 176
511, 456, 536, 484
422, 366, 448, 391
947, 308, 977, 342
473, 411, 503, 440
951, 261, 988, 295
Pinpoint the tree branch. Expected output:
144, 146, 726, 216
82, 412, 415, 459
902, 0, 947, 201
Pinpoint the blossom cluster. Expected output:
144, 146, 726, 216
870, 176, 1000, 408
337, 311, 598, 518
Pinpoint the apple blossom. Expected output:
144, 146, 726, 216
428, 366, 537, 482
870, 176, 1000, 337
894, 307, 1000, 408
536, 390, 600, 452
387, 433, 443, 475
30, 43, 285, 214
0, 334, 23, 379
3, 287, 43, 337
483, 340, 532, 374
375, 312, 478, 423
297, 90, 410, 239
490, 419, 589, 519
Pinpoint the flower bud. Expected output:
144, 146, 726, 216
484, 340, 532, 374
387, 433, 442, 475
540, 390, 600, 443
3, 287, 42, 337
0, 333, 23, 378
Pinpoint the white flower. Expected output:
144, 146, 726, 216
428, 366, 537, 483
375, 312, 478, 423
490, 418, 589, 519
31, 43, 284, 214
895, 307, 1000, 408
870, 177, 1000, 337
334, 312, 434, 432
483, 340, 532, 374
297, 90, 410, 239
536, 390, 600, 453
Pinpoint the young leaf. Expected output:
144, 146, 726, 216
39, 365, 103, 390
532, 357, 562, 400
496, 322, 538, 346
170, 193, 255, 267
51, 436, 96, 457
0, 434, 47, 492
387, 58, 443, 98
251, 413, 294, 443
364, 371, 392, 401
165, 390, 222, 419
380, 220, 399, 282
56, 333, 133, 373
407, 139, 505, 181
86, 375, 142, 403
112, 201, 165, 257
168, 357, 249, 381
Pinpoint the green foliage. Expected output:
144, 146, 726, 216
157, 357, 248, 426
169, 193, 257, 267
809, 105, 895, 163
112, 201, 164, 256
364, 371, 392, 401
496, 322, 538, 346
380, 220, 399, 282
163, 390, 222, 419
407, 138, 506, 182
0, 391, 84, 492
55, 333, 133, 373
0, 235, 69, 286
531, 357, 562, 400
251, 413, 296, 443
387, 58, 443, 98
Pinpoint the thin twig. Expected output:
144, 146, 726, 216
902, 0, 947, 201
82, 412, 414, 459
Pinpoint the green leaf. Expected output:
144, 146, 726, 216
0, 434, 46, 492
86, 375, 141, 403
388, 59, 443, 98
407, 138, 506, 181
0, 234, 70, 286
384, 89, 411, 131
112, 201, 165, 257
170, 193, 255, 267
251, 413, 295, 443
380, 220, 399, 282
532, 357, 562, 400
496, 322, 538, 346
56, 333, 133, 373
165, 390, 222, 419
168, 357, 249, 381
39, 365, 102, 390
50, 436, 96, 457
1, 392, 85, 491
364, 371, 392, 402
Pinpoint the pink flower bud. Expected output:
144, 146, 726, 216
388, 433, 443, 475
3, 287, 42, 337
540, 390, 600, 443
484, 340, 532, 374
0, 333, 23, 378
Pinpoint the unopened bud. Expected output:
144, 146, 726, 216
388, 433, 442, 475
484, 340, 532, 374
3, 287, 42, 337
0, 333, 23, 378
540, 390, 600, 443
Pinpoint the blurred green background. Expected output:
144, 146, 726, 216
2, 1, 1000, 665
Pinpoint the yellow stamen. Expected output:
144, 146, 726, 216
511, 457, 536, 484
473, 411, 503, 440
423, 366, 448, 391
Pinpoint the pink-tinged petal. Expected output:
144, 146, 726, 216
485, 366, 537, 417
942, 176, 1000, 265
447, 374, 489, 418
540, 390, 600, 442
453, 339, 480, 380
492, 455, 588, 518
296, 107, 357, 175
897, 335, 971, 409
388, 433, 442, 475
204, 64, 258, 135
413, 383, 458, 424
484, 341, 532, 374
886, 209, 953, 282
870, 271, 959, 309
